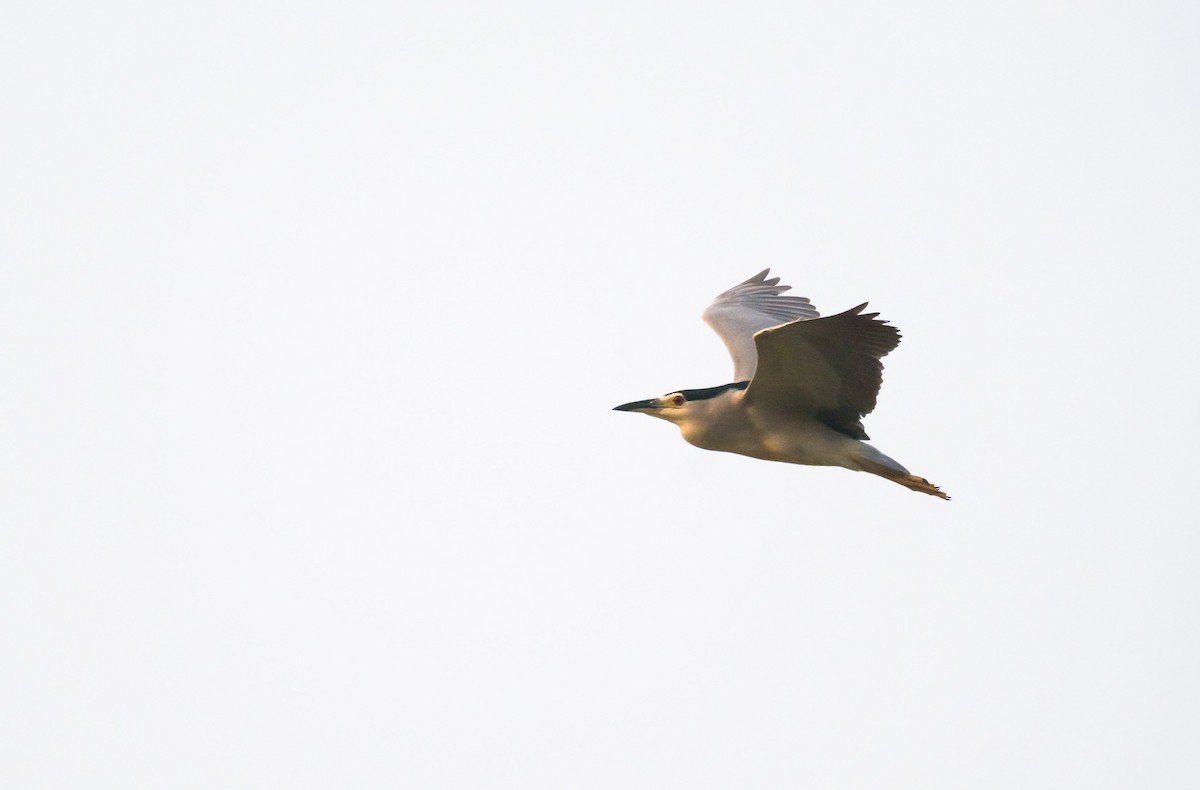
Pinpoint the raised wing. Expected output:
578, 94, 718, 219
744, 304, 901, 440
702, 269, 820, 381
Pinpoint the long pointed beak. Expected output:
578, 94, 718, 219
613, 397, 660, 412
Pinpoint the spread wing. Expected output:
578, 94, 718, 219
744, 303, 901, 440
702, 269, 820, 381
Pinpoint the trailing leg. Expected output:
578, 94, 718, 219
851, 443, 950, 500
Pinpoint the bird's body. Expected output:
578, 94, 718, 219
674, 387, 843, 463
614, 270, 948, 499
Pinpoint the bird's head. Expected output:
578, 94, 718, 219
612, 382, 749, 424
612, 391, 691, 423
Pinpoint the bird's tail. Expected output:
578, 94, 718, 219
852, 443, 950, 500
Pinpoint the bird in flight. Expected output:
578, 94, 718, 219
613, 270, 948, 499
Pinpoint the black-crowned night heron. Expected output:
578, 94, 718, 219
614, 270, 948, 499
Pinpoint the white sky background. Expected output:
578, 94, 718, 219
3, 1, 1198, 787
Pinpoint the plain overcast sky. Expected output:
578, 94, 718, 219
3, 2, 1199, 788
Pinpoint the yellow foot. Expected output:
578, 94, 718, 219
899, 474, 950, 500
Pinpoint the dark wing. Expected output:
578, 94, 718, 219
743, 304, 901, 440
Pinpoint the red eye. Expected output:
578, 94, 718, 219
672, 395, 685, 406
